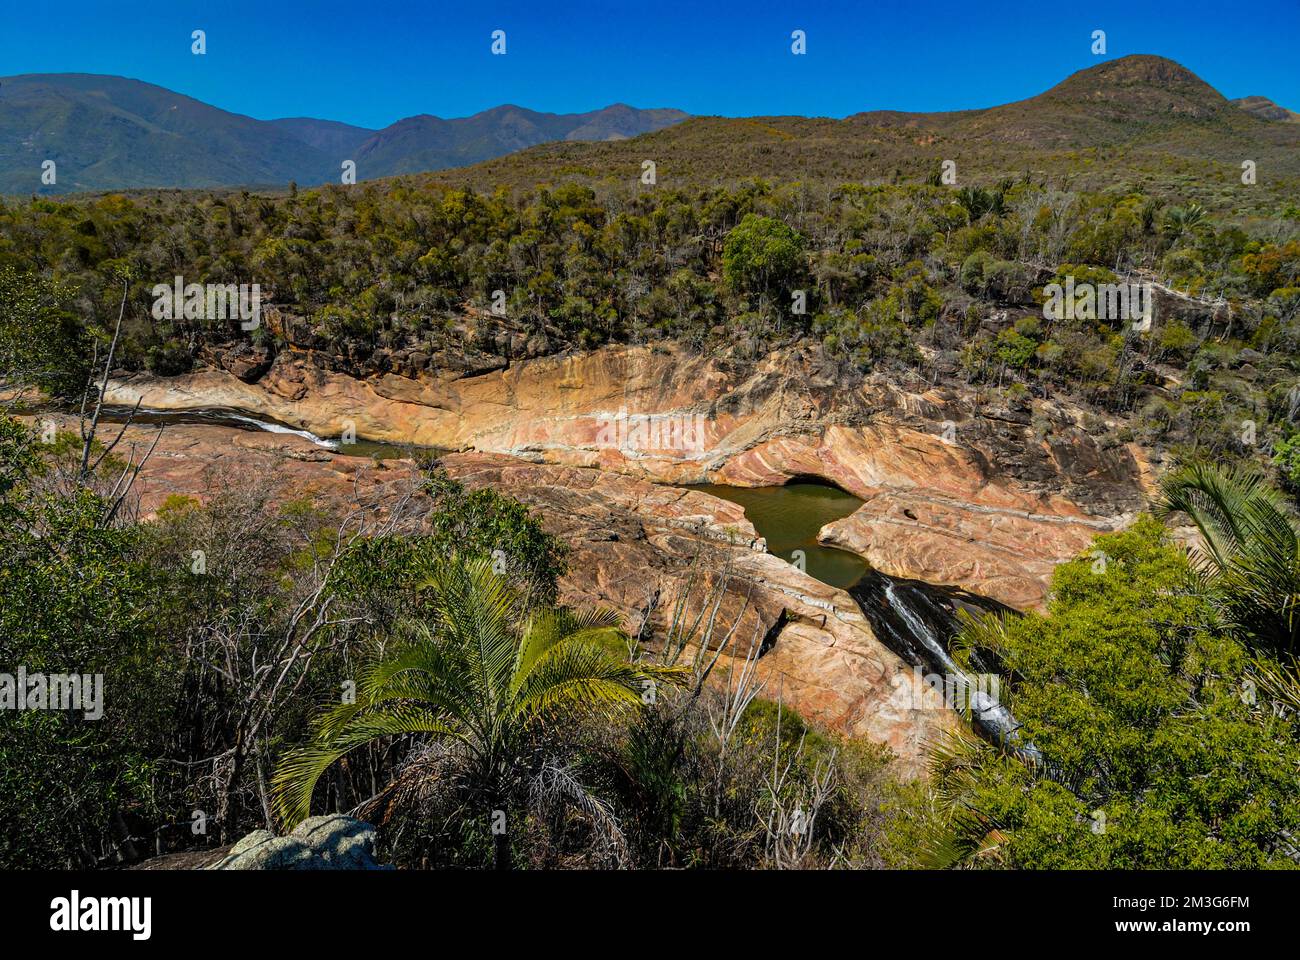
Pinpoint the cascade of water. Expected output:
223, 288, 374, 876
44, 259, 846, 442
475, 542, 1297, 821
682, 480, 1040, 757
219, 411, 339, 448
91, 404, 422, 458
877, 578, 1036, 757
883, 580, 956, 669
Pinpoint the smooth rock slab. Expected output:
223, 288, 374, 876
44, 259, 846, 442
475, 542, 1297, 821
105, 341, 1150, 609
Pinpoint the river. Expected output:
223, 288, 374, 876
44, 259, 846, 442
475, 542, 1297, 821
96, 405, 425, 460
91, 404, 1023, 740
694, 478, 1027, 747
691, 481, 870, 588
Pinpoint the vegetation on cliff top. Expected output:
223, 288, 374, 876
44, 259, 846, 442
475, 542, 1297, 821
3, 155, 1297, 473
915, 514, 1300, 869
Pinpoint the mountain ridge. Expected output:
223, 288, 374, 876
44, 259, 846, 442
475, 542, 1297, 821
3, 57, 1297, 198
1230, 95, 1300, 122
0, 73, 687, 193
431, 55, 1298, 210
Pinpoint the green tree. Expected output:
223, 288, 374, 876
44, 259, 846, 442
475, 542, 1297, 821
333, 468, 569, 609
0, 418, 176, 867
0, 415, 39, 517
918, 517, 1300, 869
273, 556, 687, 869
1273, 433, 1300, 493
722, 214, 806, 299
955, 185, 1005, 224
1161, 202, 1209, 247
0, 267, 87, 398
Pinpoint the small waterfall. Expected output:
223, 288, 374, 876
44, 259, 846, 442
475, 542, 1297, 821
883, 580, 955, 669
675, 479, 1038, 756
218, 411, 340, 449
852, 572, 1037, 757
97, 405, 357, 451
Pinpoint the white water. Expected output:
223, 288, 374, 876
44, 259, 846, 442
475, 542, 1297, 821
220, 411, 340, 449
884, 581, 955, 668
883, 580, 1033, 754
103, 405, 341, 450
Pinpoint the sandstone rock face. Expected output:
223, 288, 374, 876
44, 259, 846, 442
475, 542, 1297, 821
441, 452, 959, 770
209, 815, 391, 870
28, 414, 954, 773
30, 414, 418, 519
106, 343, 1149, 608
715, 426, 1122, 611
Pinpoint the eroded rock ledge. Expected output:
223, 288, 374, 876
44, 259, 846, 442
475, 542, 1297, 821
106, 342, 1152, 609
442, 451, 959, 769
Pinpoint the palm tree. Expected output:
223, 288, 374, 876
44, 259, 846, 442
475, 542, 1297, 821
914, 725, 1014, 869
1156, 461, 1300, 654
955, 186, 992, 224
1160, 202, 1209, 247
272, 555, 687, 869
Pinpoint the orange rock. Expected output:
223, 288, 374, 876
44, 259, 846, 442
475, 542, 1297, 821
105, 342, 1148, 608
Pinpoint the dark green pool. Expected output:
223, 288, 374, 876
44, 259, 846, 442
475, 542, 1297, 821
334, 437, 430, 460
692, 482, 870, 588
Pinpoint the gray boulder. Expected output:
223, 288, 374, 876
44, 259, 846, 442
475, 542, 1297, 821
209, 815, 393, 870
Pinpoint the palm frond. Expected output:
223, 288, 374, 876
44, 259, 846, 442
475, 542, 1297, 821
273, 705, 464, 827
421, 555, 519, 727
274, 554, 669, 844
1156, 461, 1290, 573
530, 760, 630, 868
511, 607, 623, 699
950, 608, 1014, 670
1251, 656, 1300, 716
1156, 461, 1300, 653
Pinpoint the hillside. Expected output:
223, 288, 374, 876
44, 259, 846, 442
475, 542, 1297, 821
1232, 95, 1300, 122
4, 58, 1296, 208
0, 74, 687, 193
0, 74, 340, 192
266, 116, 376, 156
428, 56, 1300, 213
351, 103, 687, 176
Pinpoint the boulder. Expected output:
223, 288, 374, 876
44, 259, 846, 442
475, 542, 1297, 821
208, 815, 393, 870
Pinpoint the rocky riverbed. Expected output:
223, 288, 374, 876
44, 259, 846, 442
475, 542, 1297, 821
28, 410, 957, 774
39, 340, 1159, 774
104, 341, 1155, 610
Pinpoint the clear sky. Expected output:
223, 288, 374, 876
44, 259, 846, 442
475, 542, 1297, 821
0, 0, 1295, 129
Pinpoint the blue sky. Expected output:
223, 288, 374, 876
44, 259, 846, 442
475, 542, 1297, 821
0, 0, 1295, 129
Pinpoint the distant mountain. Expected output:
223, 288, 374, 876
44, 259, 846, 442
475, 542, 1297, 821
848, 56, 1261, 149
437, 55, 1300, 210
352, 103, 688, 176
0, 74, 687, 194
266, 117, 376, 156
1231, 95, 1300, 122
4, 59, 1296, 202
0, 74, 340, 193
